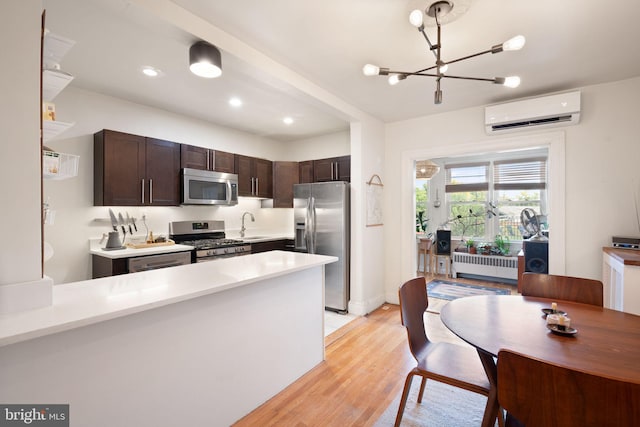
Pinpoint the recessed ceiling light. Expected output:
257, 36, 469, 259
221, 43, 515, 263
141, 66, 161, 77
229, 97, 242, 108
283, 117, 294, 125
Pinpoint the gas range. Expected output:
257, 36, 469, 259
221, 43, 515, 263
169, 220, 251, 262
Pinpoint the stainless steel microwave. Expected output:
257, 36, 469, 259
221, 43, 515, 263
181, 168, 238, 206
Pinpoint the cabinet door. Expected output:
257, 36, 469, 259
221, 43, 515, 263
213, 150, 236, 173
313, 158, 335, 182
299, 160, 314, 184
235, 155, 253, 197
146, 138, 181, 206
254, 158, 273, 198
94, 129, 145, 206
273, 161, 299, 208
336, 155, 351, 182
181, 144, 210, 170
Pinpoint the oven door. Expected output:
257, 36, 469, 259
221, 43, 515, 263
181, 168, 238, 206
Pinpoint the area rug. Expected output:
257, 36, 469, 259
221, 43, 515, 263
427, 280, 511, 301
373, 378, 497, 427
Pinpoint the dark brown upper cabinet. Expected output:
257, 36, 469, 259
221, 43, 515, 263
272, 161, 300, 208
94, 129, 180, 206
299, 160, 314, 184
313, 155, 350, 182
180, 144, 235, 174
235, 155, 273, 198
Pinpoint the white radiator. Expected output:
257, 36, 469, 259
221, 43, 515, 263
452, 253, 518, 281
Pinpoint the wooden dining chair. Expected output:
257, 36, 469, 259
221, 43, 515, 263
520, 272, 604, 306
395, 277, 499, 427
497, 348, 640, 427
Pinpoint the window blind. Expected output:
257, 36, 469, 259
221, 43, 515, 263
445, 162, 489, 193
494, 157, 547, 190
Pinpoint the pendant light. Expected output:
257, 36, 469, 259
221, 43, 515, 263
363, 0, 525, 104
189, 41, 222, 78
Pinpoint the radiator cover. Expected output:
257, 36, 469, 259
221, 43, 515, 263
452, 253, 518, 281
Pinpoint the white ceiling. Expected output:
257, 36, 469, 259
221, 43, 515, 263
43, 0, 640, 142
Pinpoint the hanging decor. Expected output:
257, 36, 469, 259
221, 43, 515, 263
366, 174, 384, 227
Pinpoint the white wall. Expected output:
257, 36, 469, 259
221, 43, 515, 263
280, 131, 350, 161
43, 87, 295, 284
0, 1, 42, 285
348, 119, 386, 315
384, 77, 640, 303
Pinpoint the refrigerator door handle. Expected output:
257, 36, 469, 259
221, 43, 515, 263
304, 197, 312, 252
309, 196, 317, 253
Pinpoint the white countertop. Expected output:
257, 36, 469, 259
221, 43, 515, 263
0, 251, 337, 347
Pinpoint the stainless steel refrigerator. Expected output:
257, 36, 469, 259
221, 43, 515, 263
294, 181, 350, 313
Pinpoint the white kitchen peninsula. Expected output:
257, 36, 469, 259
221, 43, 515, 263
0, 251, 336, 427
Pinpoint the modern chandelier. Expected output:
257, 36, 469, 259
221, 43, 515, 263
362, 0, 525, 104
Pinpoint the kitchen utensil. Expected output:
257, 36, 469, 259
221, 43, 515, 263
126, 212, 133, 234
108, 209, 118, 231
129, 212, 138, 232
118, 212, 127, 236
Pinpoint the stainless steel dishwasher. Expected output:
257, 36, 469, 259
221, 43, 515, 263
127, 251, 192, 273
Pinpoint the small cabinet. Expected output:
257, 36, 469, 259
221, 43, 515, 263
250, 239, 288, 254
94, 129, 181, 206
272, 161, 299, 208
180, 145, 235, 173
235, 155, 273, 198
299, 160, 314, 184
313, 155, 350, 182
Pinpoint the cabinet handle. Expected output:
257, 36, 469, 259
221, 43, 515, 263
331, 163, 334, 181
149, 179, 153, 204
256, 177, 259, 196
250, 177, 254, 195
334, 162, 339, 180
206, 151, 210, 170
141, 179, 145, 204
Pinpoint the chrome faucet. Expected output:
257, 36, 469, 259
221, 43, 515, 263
240, 211, 255, 238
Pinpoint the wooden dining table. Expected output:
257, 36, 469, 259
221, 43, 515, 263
440, 295, 640, 427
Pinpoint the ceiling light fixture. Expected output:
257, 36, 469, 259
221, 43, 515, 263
189, 41, 222, 78
141, 66, 160, 77
363, 0, 525, 104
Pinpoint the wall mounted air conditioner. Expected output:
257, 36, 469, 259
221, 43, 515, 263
485, 91, 581, 134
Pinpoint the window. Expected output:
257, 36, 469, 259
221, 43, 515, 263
494, 157, 547, 240
445, 163, 489, 239
443, 156, 548, 241
415, 180, 429, 233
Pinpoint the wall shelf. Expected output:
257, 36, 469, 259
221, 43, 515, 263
43, 69, 74, 101
43, 120, 74, 142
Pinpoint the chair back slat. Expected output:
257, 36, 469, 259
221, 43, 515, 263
498, 349, 640, 427
521, 272, 604, 306
398, 277, 429, 361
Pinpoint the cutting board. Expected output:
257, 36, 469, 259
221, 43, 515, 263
125, 239, 176, 249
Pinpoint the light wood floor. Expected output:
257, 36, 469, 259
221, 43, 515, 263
233, 275, 515, 427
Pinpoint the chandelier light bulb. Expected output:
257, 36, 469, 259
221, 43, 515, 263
362, 64, 380, 76
409, 9, 424, 28
438, 63, 449, 74
502, 35, 526, 51
503, 76, 521, 88
388, 74, 400, 85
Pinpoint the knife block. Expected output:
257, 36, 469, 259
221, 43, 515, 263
105, 231, 123, 249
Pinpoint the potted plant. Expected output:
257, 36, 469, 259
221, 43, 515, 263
494, 234, 510, 256
466, 239, 477, 254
